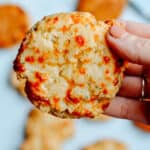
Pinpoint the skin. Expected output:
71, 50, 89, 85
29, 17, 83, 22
104, 21, 150, 124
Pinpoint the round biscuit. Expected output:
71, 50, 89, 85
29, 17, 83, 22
14, 12, 125, 118
26, 109, 74, 141
0, 4, 29, 48
77, 0, 127, 20
83, 140, 127, 150
20, 136, 61, 150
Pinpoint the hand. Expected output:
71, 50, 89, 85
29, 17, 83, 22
104, 21, 150, 124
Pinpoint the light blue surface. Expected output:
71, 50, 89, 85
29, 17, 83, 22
0, 0, 150, 150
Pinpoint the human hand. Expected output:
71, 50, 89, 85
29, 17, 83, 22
105, 21, 150, 124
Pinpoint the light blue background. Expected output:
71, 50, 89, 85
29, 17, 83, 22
0, 0, 150, 150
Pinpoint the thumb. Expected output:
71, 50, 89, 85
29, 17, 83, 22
106, 25, 150, 66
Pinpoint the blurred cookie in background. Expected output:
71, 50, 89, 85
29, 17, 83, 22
0, 4, 29, 48
77, 0, 127, 20
20, 136, 61, 150
26, 109, 75, 140
133, 121, 150, 133
20, 109, 75, 150
10, 71, 26, 97
83, 140, 127, 150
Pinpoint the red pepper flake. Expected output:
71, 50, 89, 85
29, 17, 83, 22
103, 56, 110, 64
61, 25, 69, 32
103, 89, 108, 94
65, 89, 80, 104
38, 56, 44, 63
25, 56, 35, 63
79, 67, 86, 74
31, 82, 40, 92
54, 49, 59, 55
70, 97, 80, 104
37, 99, 50, 106
102, 102, 109, 111
35, 72, 46, 82
75, 35, 85, 47
18, 65, 25, 72
84, 112, 94, 118
64, 49, 69, 54
71, 15, 80, 24
53, 17, 59, 24
100, 83, 105, 88
34, 48, 40, 53
53, 97, 59, 104
90, 96, 97, 102
71, 111, 81, 117
78, 83, 84, 87
113, 78, 119, 86
69, 80, 75, 86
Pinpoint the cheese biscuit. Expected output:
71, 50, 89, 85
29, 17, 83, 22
20, 109, 74, 150
26, 109, 74, 140
77, 0, 127, 20
20, 136, 60, 150
0, 4, 29, 48
83, 140, 127, 150
14, 12, 125, 118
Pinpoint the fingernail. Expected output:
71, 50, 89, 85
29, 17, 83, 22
110, 25, 126, 38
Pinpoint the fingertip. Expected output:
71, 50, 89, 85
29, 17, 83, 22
106, 31, 129, 60
106, 32, 121, 54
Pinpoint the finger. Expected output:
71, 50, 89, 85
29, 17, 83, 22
119, 20, 150, 38
104, 97, 148, 124
118, 76, 142, 98
125, 62, 143, 76
106, 26, 150, 65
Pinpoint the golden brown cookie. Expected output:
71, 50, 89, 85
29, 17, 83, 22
11, 71, 26, 97
0, 4, 29, 48
77, 0, 127, 20
14, 12, 126, 118
26, 109, 74, 140
20, 109, 74, 150
83, 140, 127, 150
20, 136, 60, 150
133, 121, 150, 132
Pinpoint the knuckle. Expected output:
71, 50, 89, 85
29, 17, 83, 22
134, 39, 150, 64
